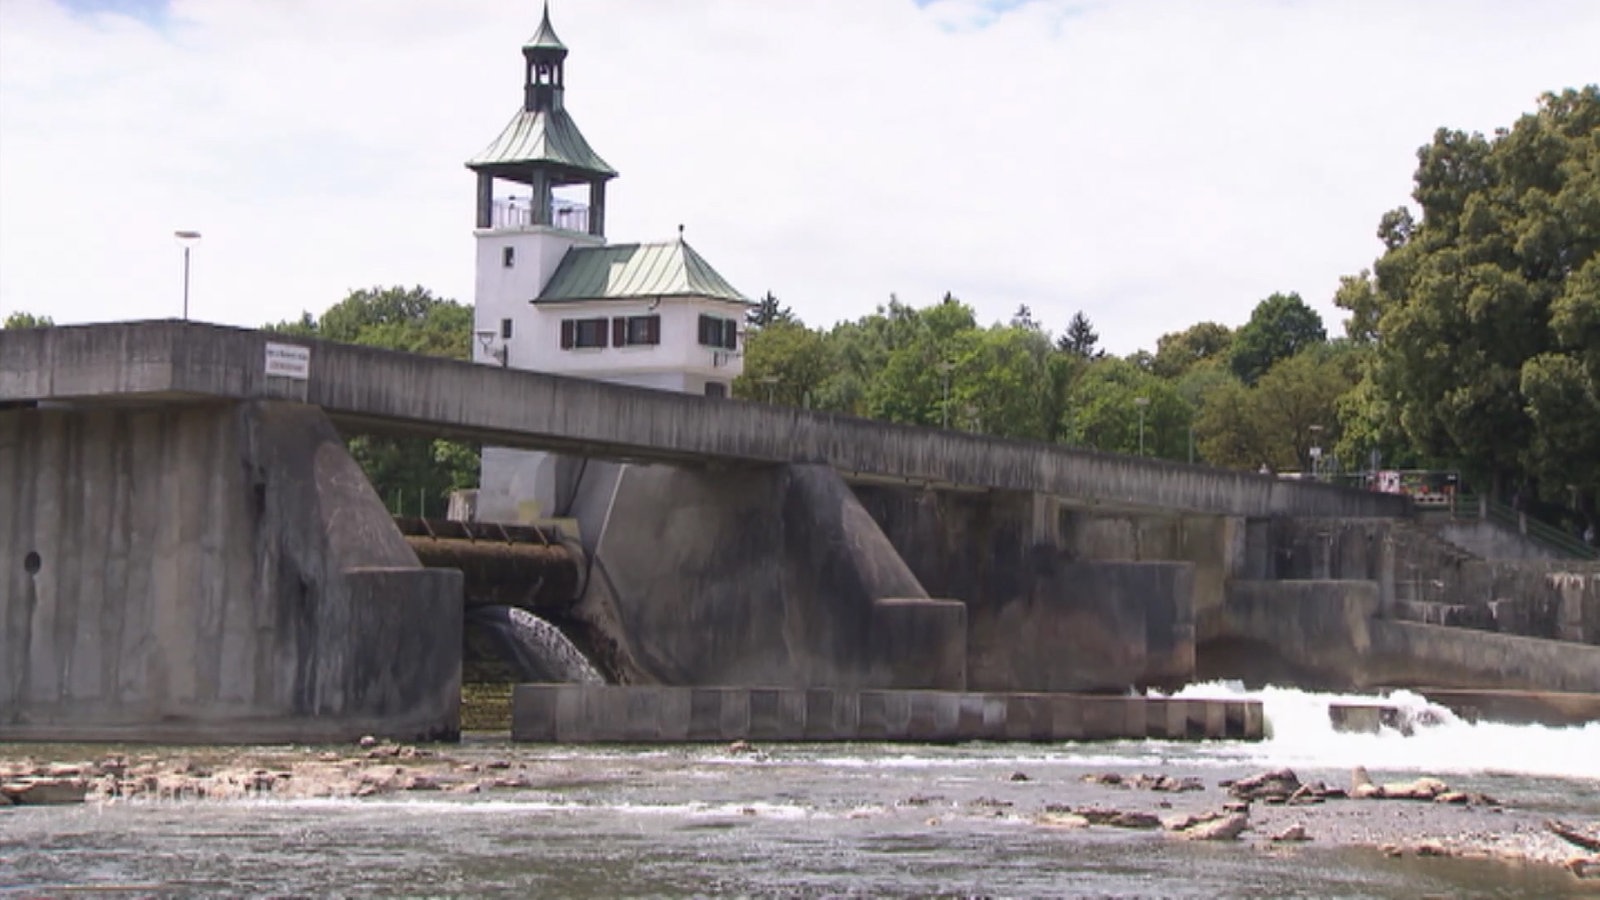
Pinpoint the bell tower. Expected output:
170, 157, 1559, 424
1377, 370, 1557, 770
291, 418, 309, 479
465, 1, 616, 370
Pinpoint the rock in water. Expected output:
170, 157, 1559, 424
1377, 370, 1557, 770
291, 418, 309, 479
2, 778, 89, 805
1229, 769, 1301, 801
1271, 824, 1311, 843
1181, 812, 1249, 841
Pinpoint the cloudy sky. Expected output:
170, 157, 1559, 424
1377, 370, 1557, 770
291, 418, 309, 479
1, 0, 1595, 353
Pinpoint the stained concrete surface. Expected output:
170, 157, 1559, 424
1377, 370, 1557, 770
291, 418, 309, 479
0, 401, 460, 742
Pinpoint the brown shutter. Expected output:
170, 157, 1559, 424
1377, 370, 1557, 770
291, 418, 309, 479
613, 316, 626, 347
560, 319, 574, 349
646, 315, 661, 345
595, 317, 609, 348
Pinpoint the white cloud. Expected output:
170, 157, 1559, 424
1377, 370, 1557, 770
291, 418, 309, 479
2, 0, 1595, 353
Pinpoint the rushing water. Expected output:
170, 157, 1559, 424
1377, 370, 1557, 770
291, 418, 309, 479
466, 605, 605, 685
3, 684, 1597, 898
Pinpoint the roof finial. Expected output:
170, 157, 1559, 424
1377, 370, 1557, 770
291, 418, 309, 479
678, 223, 685, 242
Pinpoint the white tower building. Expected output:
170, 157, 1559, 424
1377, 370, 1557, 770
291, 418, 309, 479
466, 5, 751, 523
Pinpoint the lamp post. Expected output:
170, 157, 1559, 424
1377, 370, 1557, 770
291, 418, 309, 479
1134, 396, 1150, 456
936, 361, 954, 429
1309, 424, 1324, 480
174, 230, 201, 320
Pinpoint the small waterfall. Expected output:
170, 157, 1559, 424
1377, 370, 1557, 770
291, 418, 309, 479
1163, 681, 1600, 780
466, 605, 605, 684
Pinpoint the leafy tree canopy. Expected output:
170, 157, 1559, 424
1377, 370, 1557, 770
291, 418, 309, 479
746, 291, 795, 330
1228, 292, 1327, 386
1057, 310, 1102, 358
1152, 321, 1233, 379
3, 311, 53, 329
1359, 86, 1599, 504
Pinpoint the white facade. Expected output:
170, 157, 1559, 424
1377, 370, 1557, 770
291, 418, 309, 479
470, 221, 602, 371
466, 10, 750, 524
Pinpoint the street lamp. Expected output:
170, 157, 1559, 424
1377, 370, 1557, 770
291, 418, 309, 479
1309, 424, 1324, 480
174, 230, 202, 320
1134, 396, 1150, 456
936, 361, 955, 429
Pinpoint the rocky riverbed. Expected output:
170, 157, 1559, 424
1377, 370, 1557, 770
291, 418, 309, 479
2, 739, 1596, 886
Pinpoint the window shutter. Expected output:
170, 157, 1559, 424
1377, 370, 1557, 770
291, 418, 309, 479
595, 317, 609, 348
560, 319, 574, 349
613, 316, 626, 347
722, 319, 738, 350
646, 315, 661, 345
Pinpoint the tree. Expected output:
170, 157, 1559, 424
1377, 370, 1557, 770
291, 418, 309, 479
1152, 322, 1233, 378
734, 321, 831, 406
1009, 304, 1041, 331
1228, 292, 1327, 386
1198, 345, 1357, 472
1332, 270, 1381, 344
1057, 310, 1101, 358
745, 291, 794, 330
2, 312, 53, 329
264, 286, 478, 516
1357, 86, 1600, 503
1059, 357, 1191, 458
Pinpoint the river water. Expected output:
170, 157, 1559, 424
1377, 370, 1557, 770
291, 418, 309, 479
3, 684, 1598, 898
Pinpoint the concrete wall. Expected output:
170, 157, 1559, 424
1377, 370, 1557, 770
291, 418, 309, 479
0, 401, 462, 743
1254, 518, 1600, 644
853, 487, 1196, 692
1055, 509, 1241, 642
563, 462, 967, 690
0, 322, 1410, 519
1212, 579, 1600, 692
1426, 518, 1568, 561
511, 684, 1264, 743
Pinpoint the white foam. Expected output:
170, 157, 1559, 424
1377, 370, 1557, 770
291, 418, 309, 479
1163, 681, 1600, 780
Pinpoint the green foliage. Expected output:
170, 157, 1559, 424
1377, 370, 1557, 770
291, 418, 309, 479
734, 320, 832, 406
746, 291, 794, 330
1198, 345, 1357, 471
1152, 322, 1233, 378
1060, 357, 1191, 458
1358, 86, 1600, 503
1228, 292, 1327, 385
1333, 270, 1381, 344
3, 311, 53, 329
264, 286, 478, 516
1057, 310, 1101, 358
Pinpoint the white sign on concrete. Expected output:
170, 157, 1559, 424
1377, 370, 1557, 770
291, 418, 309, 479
264, 342, 311, 380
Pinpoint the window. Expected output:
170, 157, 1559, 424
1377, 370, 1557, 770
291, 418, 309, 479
697, 314, 738, 350
704, 381, 728, 399
500, 318, 513, 340
502, 246, 515, 268
612, 314, 660, 347
560, 317, 608, 349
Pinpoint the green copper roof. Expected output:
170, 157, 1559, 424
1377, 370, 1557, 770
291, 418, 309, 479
537, 240, 748, 303
467, 107, 616, 180
525, 3, 566, 52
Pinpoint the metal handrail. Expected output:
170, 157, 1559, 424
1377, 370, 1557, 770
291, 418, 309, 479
1450, 493, 1599, 560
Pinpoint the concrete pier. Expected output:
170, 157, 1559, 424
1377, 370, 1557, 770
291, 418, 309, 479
511, 684, 1263, 743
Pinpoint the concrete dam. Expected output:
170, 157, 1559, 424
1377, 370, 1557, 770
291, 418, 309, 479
3, 321, 1597, 743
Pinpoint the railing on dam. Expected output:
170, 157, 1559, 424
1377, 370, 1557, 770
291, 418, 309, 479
0, 321, 1412, 519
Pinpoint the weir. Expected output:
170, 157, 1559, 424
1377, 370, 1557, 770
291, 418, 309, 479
2, 322, 1597, 744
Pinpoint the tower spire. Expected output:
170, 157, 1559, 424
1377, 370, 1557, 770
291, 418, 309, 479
522, 1, 569, 113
